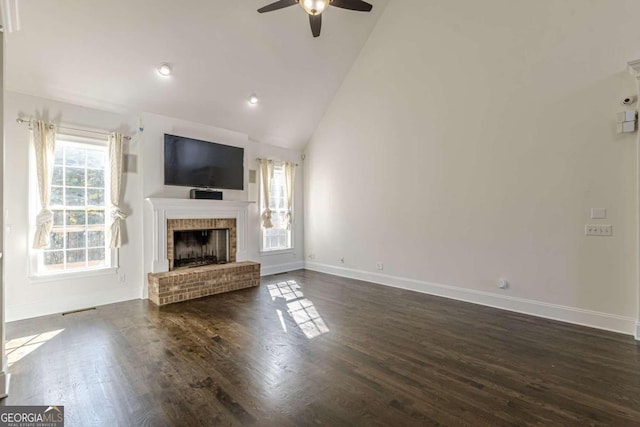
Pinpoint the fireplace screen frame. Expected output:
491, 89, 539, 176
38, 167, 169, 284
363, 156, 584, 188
172, 228, 230, 270
166, 218, 237, 271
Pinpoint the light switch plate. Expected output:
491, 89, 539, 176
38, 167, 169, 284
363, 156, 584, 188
585, 224, 612, 236
617, 111, 636, 123
591, 208, 606, 219
622, 121, 637, 133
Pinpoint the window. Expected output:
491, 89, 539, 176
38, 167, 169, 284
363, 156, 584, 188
261, 162, 293, 252
34, 137, 113, 274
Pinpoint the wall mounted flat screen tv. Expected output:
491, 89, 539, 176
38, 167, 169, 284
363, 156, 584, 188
164, 134, 244, 190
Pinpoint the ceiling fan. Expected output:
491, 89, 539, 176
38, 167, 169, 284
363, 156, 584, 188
258, 0, 373, 38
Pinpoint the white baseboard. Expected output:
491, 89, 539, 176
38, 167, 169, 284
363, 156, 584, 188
261, 261, 305, 277
305, 262, 638, 337
6, 287, 140, 323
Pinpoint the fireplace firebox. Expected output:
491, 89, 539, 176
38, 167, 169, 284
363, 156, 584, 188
173, 228, 229, 269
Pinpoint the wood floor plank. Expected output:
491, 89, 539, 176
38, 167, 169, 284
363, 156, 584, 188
2, 269, 640, 426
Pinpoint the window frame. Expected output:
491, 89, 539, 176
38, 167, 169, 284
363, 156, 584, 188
259, 161, 294, 254
28, 133, 119, 279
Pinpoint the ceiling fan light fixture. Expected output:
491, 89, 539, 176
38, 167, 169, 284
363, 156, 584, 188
257, 0, 372, 38
300, 0, 330, 15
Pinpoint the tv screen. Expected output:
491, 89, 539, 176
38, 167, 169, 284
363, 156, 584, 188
164, 134, 244, 190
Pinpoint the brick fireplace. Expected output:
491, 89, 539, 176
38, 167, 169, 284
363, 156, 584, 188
145, 198, 260, 306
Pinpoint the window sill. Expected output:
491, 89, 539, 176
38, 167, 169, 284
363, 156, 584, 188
29, 266, 119, 283
260, 248, 295, 257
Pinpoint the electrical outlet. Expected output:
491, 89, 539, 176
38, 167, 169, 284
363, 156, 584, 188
376, 262, 384, 271
307, 253, 315, 260
340, 257, 345, 264
498, 279, 509, 289
585, 224, 612, 236
119, 273, 127, 284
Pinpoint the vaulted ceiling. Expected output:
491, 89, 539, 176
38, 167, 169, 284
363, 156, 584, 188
5, 0, 389, 149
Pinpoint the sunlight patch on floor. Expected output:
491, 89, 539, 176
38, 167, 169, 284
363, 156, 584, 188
268, 281, 304, 301
276, 309, 288, 333
268, 280, 329, 339
6, 329, 64, 367
287, 298, 330, 339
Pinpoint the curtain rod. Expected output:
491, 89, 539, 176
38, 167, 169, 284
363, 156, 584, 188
256, 157, 298, 166
16, 118, 132, 141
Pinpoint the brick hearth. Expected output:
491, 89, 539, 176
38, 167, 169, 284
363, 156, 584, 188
148, 261, 260, 306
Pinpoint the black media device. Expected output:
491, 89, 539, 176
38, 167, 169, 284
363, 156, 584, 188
164, 133, 244, 190
190, 189, 223, 200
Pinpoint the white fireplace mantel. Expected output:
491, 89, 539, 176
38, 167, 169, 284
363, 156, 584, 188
146, 198, 255, 273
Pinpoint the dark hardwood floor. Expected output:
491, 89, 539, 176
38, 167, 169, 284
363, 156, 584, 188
3, 269, 640, 426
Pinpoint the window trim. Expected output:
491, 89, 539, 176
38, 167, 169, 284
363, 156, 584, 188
28, 133, 119, 279
259, 248, 295, 257
28, 266, 119, 283
259, 161, 294, 253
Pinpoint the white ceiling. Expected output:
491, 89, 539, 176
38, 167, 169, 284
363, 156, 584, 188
5, 0, 389, 150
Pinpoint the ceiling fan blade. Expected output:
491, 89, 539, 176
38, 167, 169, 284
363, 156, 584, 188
257, 0, 298, 13
330, 0, 373, 12
309, 13, 322, 37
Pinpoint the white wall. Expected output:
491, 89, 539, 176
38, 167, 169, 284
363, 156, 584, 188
4, 92, 143, 321
4, 92, 304, 321
304, 0, 640, 334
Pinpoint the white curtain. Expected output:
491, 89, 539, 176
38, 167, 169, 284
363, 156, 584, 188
32, 120, 57, 249
283, 162, 296, 230
259, 158, 274, 229
109, 133, 127, 248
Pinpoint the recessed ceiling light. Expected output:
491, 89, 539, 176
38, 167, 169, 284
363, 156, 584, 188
157, 63, 172, 77
248, 94, 259, 106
